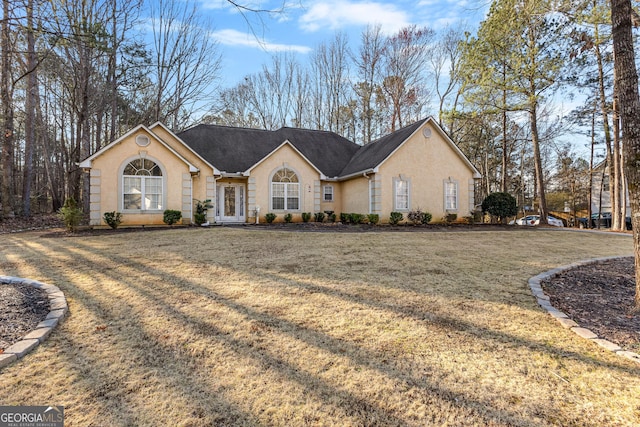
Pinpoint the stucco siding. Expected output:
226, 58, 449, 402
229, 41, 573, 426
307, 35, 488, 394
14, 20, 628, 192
319, 181, 342, 215
377, 124, 475, 222
249, 143, 322, 222
88, 130, 193, 225
341, 177, 370, 214
85, 119, 479, 227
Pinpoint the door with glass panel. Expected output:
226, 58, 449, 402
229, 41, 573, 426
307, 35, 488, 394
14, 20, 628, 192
217, 184, 245, 222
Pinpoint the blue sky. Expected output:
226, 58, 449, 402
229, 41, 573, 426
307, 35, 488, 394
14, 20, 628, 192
195, 0, 491, 86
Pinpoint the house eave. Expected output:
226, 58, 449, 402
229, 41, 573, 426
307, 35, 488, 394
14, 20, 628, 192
337, 168, 376, 181
220, 172, 245, 178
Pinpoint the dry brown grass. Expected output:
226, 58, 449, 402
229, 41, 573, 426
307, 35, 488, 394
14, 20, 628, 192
0, 227, 639, 426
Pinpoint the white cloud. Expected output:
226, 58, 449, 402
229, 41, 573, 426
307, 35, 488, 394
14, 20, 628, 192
211, 29, 312, 53
299, 1, 410, 34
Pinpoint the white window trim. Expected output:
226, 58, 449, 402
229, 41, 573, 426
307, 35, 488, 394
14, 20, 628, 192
119, 155, 167, 213
323, 184, 334, 202
393, 176, 411, 211
270, 167, 301, 211
444, 179, 459, 212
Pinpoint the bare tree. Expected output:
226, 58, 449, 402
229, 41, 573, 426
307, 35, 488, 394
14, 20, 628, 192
429, 27, 465, 131
310, 32, 350, 132
22, 0, 37, 217
352, 24, 385, 144
148, 0, 221, 131
1, 0, 15, 218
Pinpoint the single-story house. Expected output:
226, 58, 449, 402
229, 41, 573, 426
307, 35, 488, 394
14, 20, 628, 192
79, 117, 481, 225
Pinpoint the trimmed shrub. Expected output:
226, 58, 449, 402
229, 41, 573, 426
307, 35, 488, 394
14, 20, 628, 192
163, 209, 182, 226
302, 212, 312, 222
421, 212, 432, 224
265, 213, 277, 223
481, 192, 517, 224
58, 197, 83, 232
443, 213, 457, 224
389, 211, 403, 225
103, 211, 123, 229
284, 213, 293, 223
350, 213, 365, 224
314, 212, 325, 222
367, 213, 380, 225
327, 212, 336, 223
340, 212, 349, 224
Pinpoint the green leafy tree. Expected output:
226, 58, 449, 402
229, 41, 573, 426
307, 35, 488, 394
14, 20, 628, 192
460, 0, 567, 224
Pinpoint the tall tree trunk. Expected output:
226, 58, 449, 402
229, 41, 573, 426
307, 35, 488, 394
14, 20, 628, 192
22, 0, 37, 217
613, 81, 624, 230
611, 0, 640, 309
588, 106, 595, 228
108, 0, 118, 142
1, 0, 14, 218
501, 65, 508, 193
530, 105, 548, 223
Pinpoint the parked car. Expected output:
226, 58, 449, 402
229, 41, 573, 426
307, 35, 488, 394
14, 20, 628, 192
577, 212, 631, 229
512, 215, 564, 227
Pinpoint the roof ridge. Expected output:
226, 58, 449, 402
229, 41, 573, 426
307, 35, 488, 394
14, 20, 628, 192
190, 123, 272, 133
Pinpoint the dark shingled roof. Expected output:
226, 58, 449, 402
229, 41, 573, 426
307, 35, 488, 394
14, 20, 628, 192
177, 119, 437, 178
339, 119, 427, 176
273, 128, 360, 177
177, 125, 280, 173
178, 124, 360, 177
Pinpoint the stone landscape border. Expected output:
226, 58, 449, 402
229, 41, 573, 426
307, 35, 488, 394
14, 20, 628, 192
529, 256, 640, 365
0, 276, 68, 370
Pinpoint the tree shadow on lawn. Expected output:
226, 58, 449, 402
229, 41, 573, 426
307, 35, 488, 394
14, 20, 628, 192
2, 241, 259, 426
5, 233, 639, 426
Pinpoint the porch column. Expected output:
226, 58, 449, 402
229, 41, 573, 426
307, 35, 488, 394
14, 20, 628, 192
248, 177, 257, 222
206, 176, 216, 223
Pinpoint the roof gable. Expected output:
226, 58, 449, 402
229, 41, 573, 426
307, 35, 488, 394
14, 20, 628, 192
339, 117, 480, 179
245, 139, 324, 177
79, 124, 199, 173
339, 119, 427, 177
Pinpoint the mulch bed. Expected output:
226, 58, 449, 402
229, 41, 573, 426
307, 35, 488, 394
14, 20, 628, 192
542, 257, 640, 352
0, 282, 50, 351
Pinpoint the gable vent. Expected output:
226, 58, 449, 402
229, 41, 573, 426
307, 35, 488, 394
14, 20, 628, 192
136, 135, 150, 147
422, 128, 432, 138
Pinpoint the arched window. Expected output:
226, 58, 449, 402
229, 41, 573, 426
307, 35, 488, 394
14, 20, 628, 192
122, 158, 163, 211
271, 168, 299, 210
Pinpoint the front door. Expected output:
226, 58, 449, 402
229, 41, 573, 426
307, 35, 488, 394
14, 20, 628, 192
217, 184, 245, 223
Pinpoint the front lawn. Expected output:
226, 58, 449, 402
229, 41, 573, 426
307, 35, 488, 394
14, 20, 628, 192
0, 228, 638, 426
